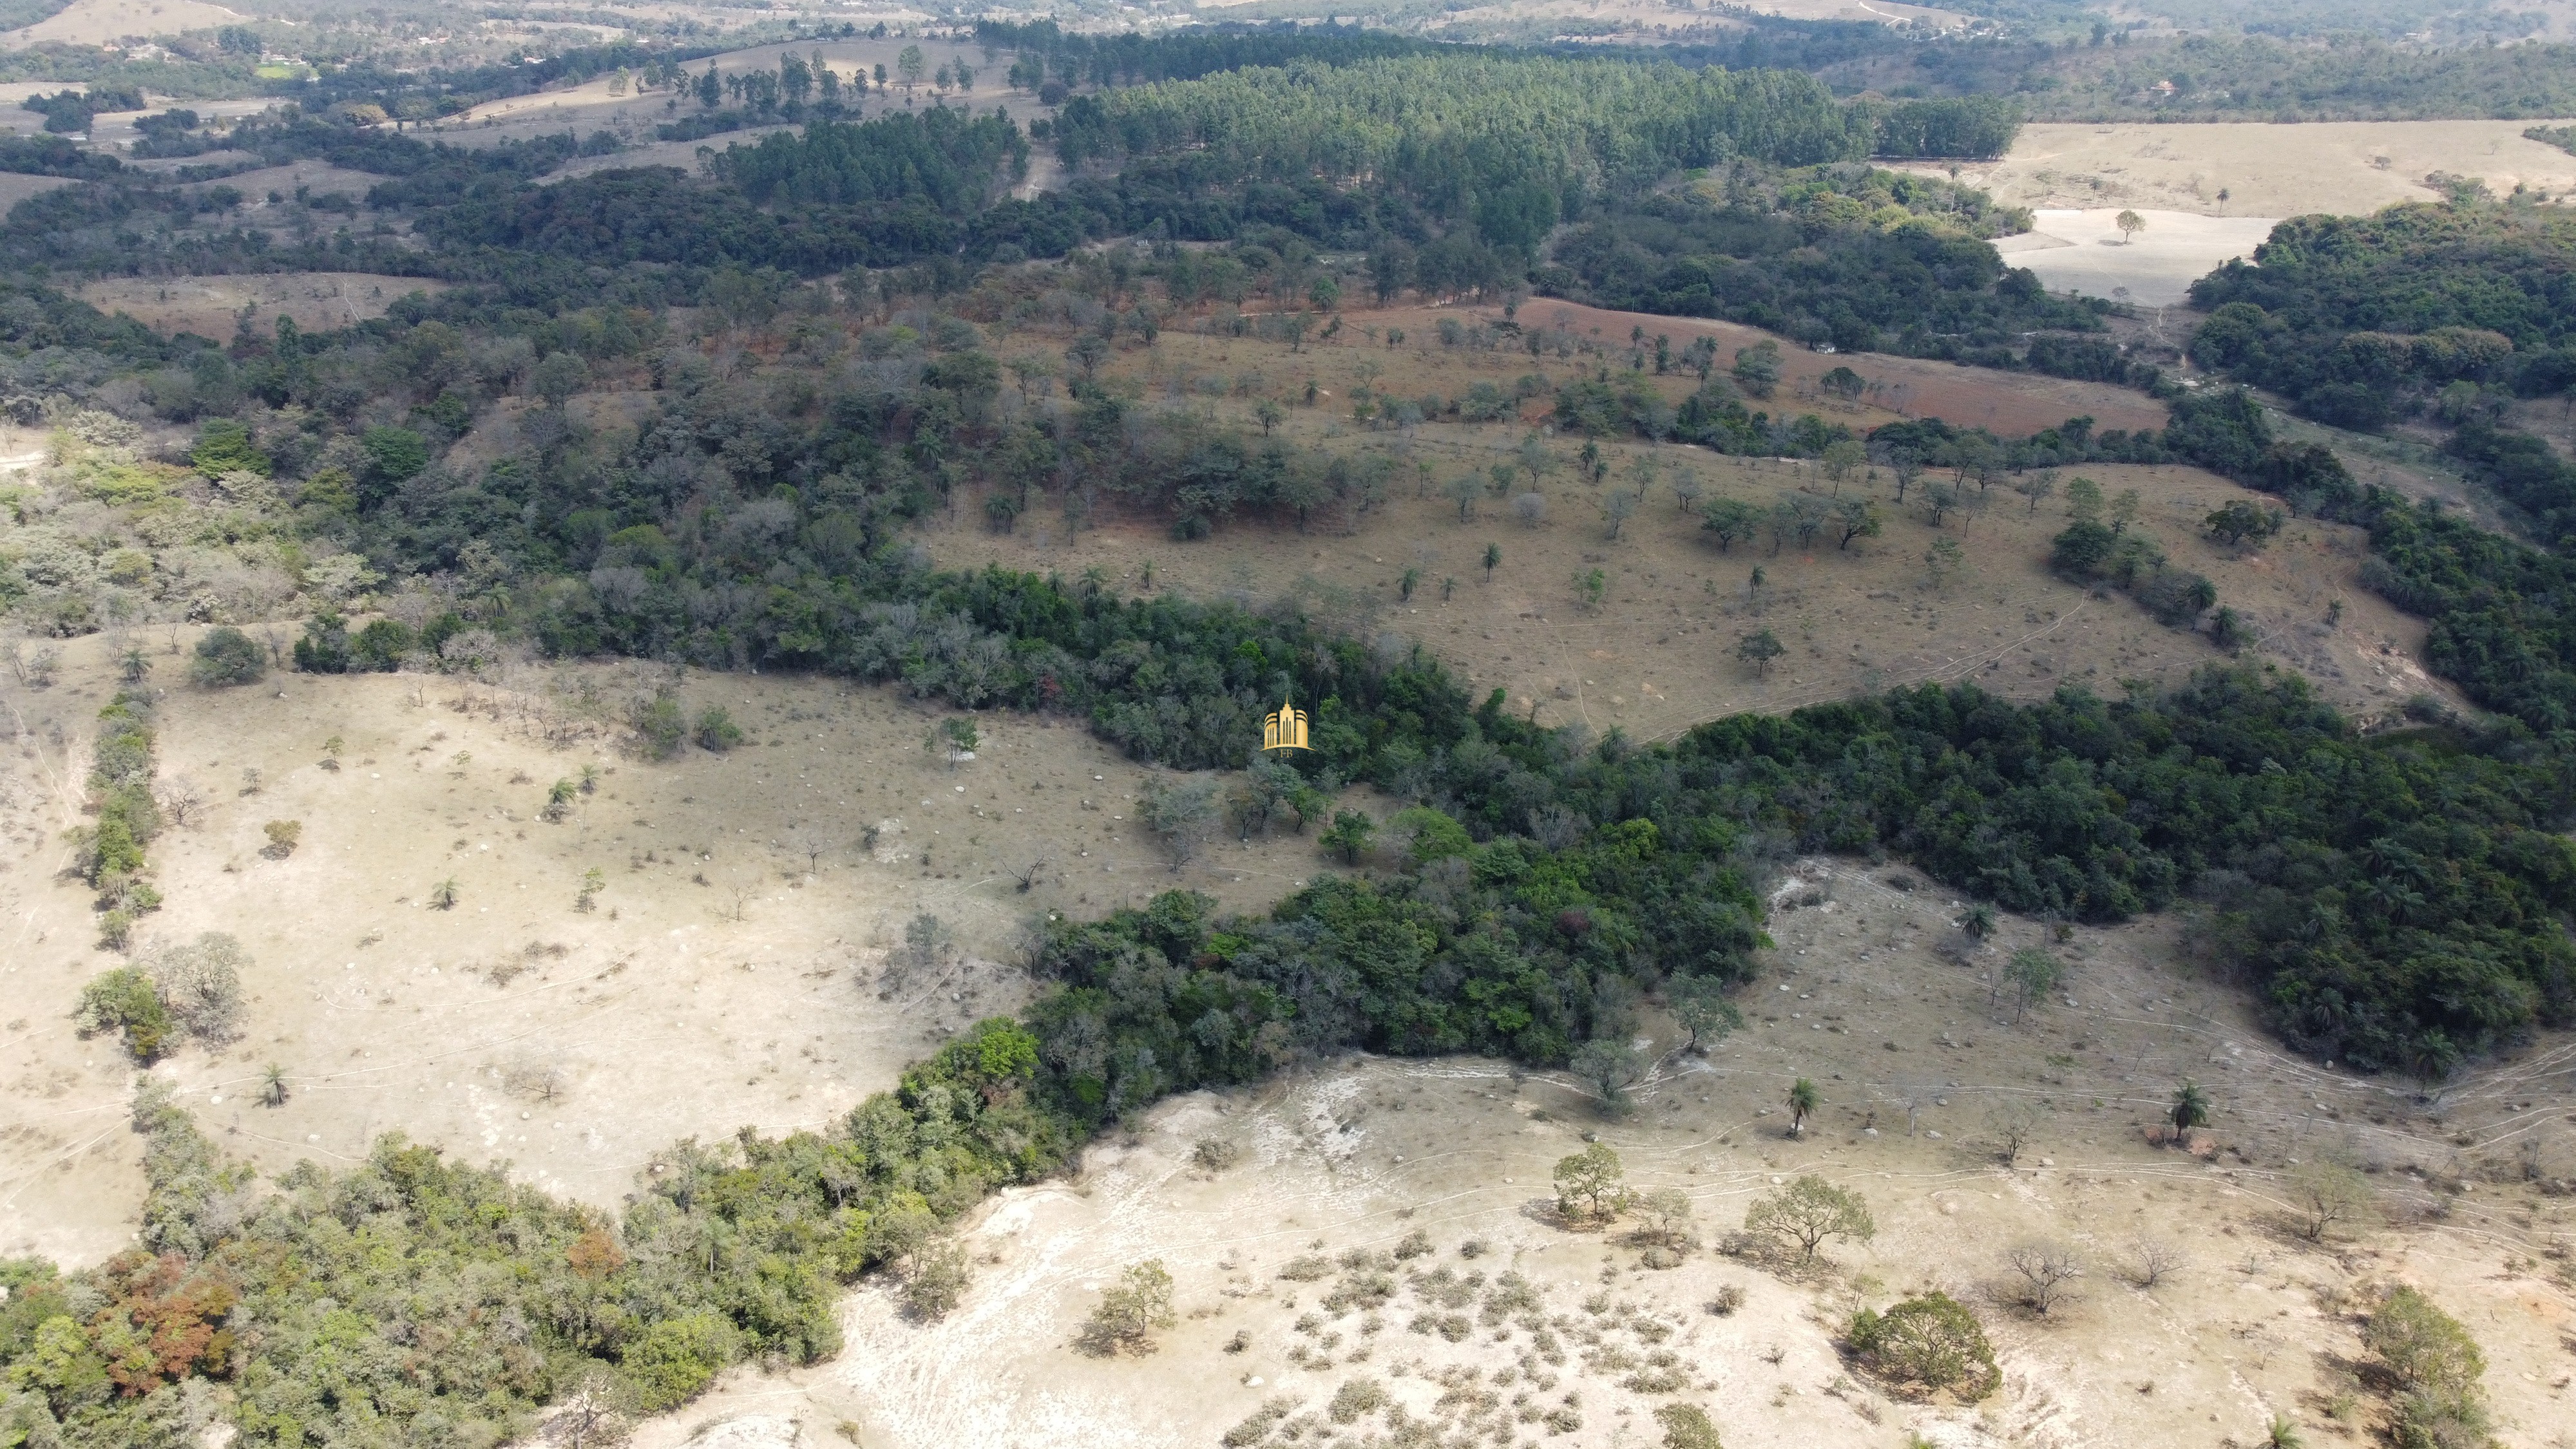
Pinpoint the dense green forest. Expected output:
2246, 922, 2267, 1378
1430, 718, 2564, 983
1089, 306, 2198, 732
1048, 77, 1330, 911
2184, 198, 2576, 545
2189, 202, 2576, 425
1538, 162, 2098, 366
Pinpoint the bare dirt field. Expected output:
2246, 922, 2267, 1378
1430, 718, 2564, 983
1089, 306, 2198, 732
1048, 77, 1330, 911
1996, 208, 2278, 307
78, 272, 448, 337
932, 312, 2443, 744
0, 0, 242, 48
0, 634, 1363, 1268
610, 857, 2576, 1449
1918, 120, 2576, 220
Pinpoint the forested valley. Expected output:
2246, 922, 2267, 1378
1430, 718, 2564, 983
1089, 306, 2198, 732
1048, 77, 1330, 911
3, 12, 2575, 1446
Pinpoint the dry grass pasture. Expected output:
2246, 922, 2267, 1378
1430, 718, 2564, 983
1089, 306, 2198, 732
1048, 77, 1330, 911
77, 272, 450, 338
0, 634, 1361, 1268
1919, 119, 2576, 220
933, 306, 2449, 743
0, 0, 243, 49
607, 858, 2576, 1449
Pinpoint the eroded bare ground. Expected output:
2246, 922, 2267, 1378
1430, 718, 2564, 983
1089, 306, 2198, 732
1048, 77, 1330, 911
609, 859, 2576, 1449
0, 634, 1345, 1267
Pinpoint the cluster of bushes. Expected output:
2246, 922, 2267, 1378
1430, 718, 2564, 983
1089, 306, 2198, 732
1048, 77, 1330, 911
20, 85, 143, 134
73, 692, 162, 948
2366, 1285, 2495, 1448
72, 935, 248, 1063
1555, 368, 1859, 459
0, 134, 124, 180
290, 608, 457, 674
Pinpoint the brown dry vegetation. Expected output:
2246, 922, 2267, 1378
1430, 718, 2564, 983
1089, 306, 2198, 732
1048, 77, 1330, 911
77, 271, 450, 338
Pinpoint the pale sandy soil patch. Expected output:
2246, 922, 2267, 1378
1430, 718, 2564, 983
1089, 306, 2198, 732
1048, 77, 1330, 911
79, 272, 448, 337
1911, 119, 2576, 219
1997, 208, 2278, 307
0, 636, 1366, 1267
609, 858, 2576, 1449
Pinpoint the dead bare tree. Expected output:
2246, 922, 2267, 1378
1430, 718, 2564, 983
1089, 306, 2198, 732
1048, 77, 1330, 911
2005, 1242, 2083, 1316
158, 775, 209, 828
2126, 1238, 2183, 1289
786, 824, 834, 876
1986, 1101, 2039, 1165
1011, 856, 1049, 893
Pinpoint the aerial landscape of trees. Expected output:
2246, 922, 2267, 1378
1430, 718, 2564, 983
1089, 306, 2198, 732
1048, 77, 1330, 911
0, 3, 2569, 1441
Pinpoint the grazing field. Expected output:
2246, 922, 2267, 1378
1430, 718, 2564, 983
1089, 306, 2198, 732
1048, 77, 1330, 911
77, 272, 449, 337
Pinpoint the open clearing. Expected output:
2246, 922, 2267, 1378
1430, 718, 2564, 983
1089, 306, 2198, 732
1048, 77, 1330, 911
1917, 120, 2576, 220
610, 859, 2576, 1449
78, 272, 449, 337
0, 636, 1355, 1267
0, 0, 242, 48
1996, 208, 2278, 307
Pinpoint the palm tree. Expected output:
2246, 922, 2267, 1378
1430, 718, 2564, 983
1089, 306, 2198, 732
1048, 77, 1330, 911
1786, 1077, 1819, 1136
2170, 1079, 2210, 1135
258, 1064, 289, 1106
1959, 904, 1998, 943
